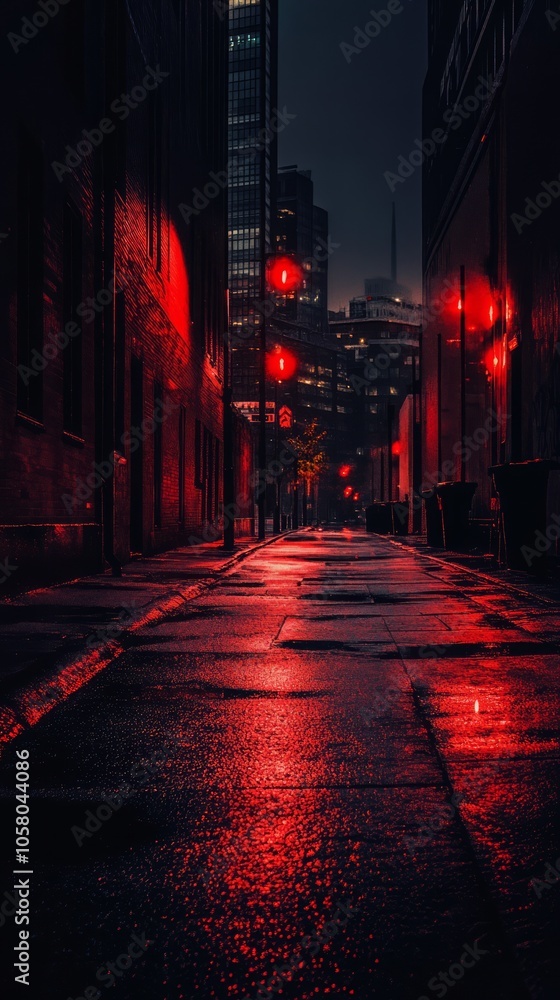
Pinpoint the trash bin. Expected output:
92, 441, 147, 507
391, 502, 409, 536
489, 460, 559, 572
435, 481, 478, 551
365, 503, 392, 534
421, 489, 444, 547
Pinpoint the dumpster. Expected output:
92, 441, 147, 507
391, 502, 409, 536
365, 503, 392, 534
421, 489, 444, 547
435, 481, 478, 551
489, 460, 559, 572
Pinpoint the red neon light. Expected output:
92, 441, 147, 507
266, 255, 305, 293
265, 346, 297, 381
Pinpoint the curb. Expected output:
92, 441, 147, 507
0, 529, 304, 750
385, 536, 560, 608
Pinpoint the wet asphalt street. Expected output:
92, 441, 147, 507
1, 528, 559, 999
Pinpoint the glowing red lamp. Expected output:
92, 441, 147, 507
339, 464, 352, 479
343, 486, 353, 499
265, 345, 297, 382
266, 255, 305, 293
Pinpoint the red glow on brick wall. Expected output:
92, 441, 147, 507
166, 223, 191, 339
462, 275, 496, 333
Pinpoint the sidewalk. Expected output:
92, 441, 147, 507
0, 534, 282, 747
394, 534, 560, 607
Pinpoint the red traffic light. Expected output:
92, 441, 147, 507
339, 464, 352, 479
343, 486, 353, 499
266, 255, 305, 293
266, 346, 297, 382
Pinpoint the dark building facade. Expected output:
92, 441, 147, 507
276, 166, 329, 335
0, 0, 229, 588
228, 0, 279, 403
423, 0, 560, 526
263, 324, 350, 523
329, 311, 421, 504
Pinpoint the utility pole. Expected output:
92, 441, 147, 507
460, 265, 466, 483
258, 309, 267, 541
273, 378, 280, 534
222, 291, 235, 551
387, 403, 394, 501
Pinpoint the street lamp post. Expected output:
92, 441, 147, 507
266, 345, 297, 535
274, 377, 280, 533
262, 255, 304, 539
460, 264, 466, 483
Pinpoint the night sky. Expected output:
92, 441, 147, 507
278, 0, 428, 310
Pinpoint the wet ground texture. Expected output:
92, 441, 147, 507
1, 528, 559, 999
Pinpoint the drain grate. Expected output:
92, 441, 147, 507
183, 679, 324, 699
300, 592, 372, 603
394, 640, 560, 659
276, 639, 358, 652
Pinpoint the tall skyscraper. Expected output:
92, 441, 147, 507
276, 165, 329, 336
228, 0, 279, 403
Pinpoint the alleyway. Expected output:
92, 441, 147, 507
1, 529, 559, 999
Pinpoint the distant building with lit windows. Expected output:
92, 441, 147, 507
275, 166, 329, 335
329, 302, 421, 503
349, 295, 422, 325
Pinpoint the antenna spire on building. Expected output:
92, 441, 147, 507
391, 202, 397, 284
